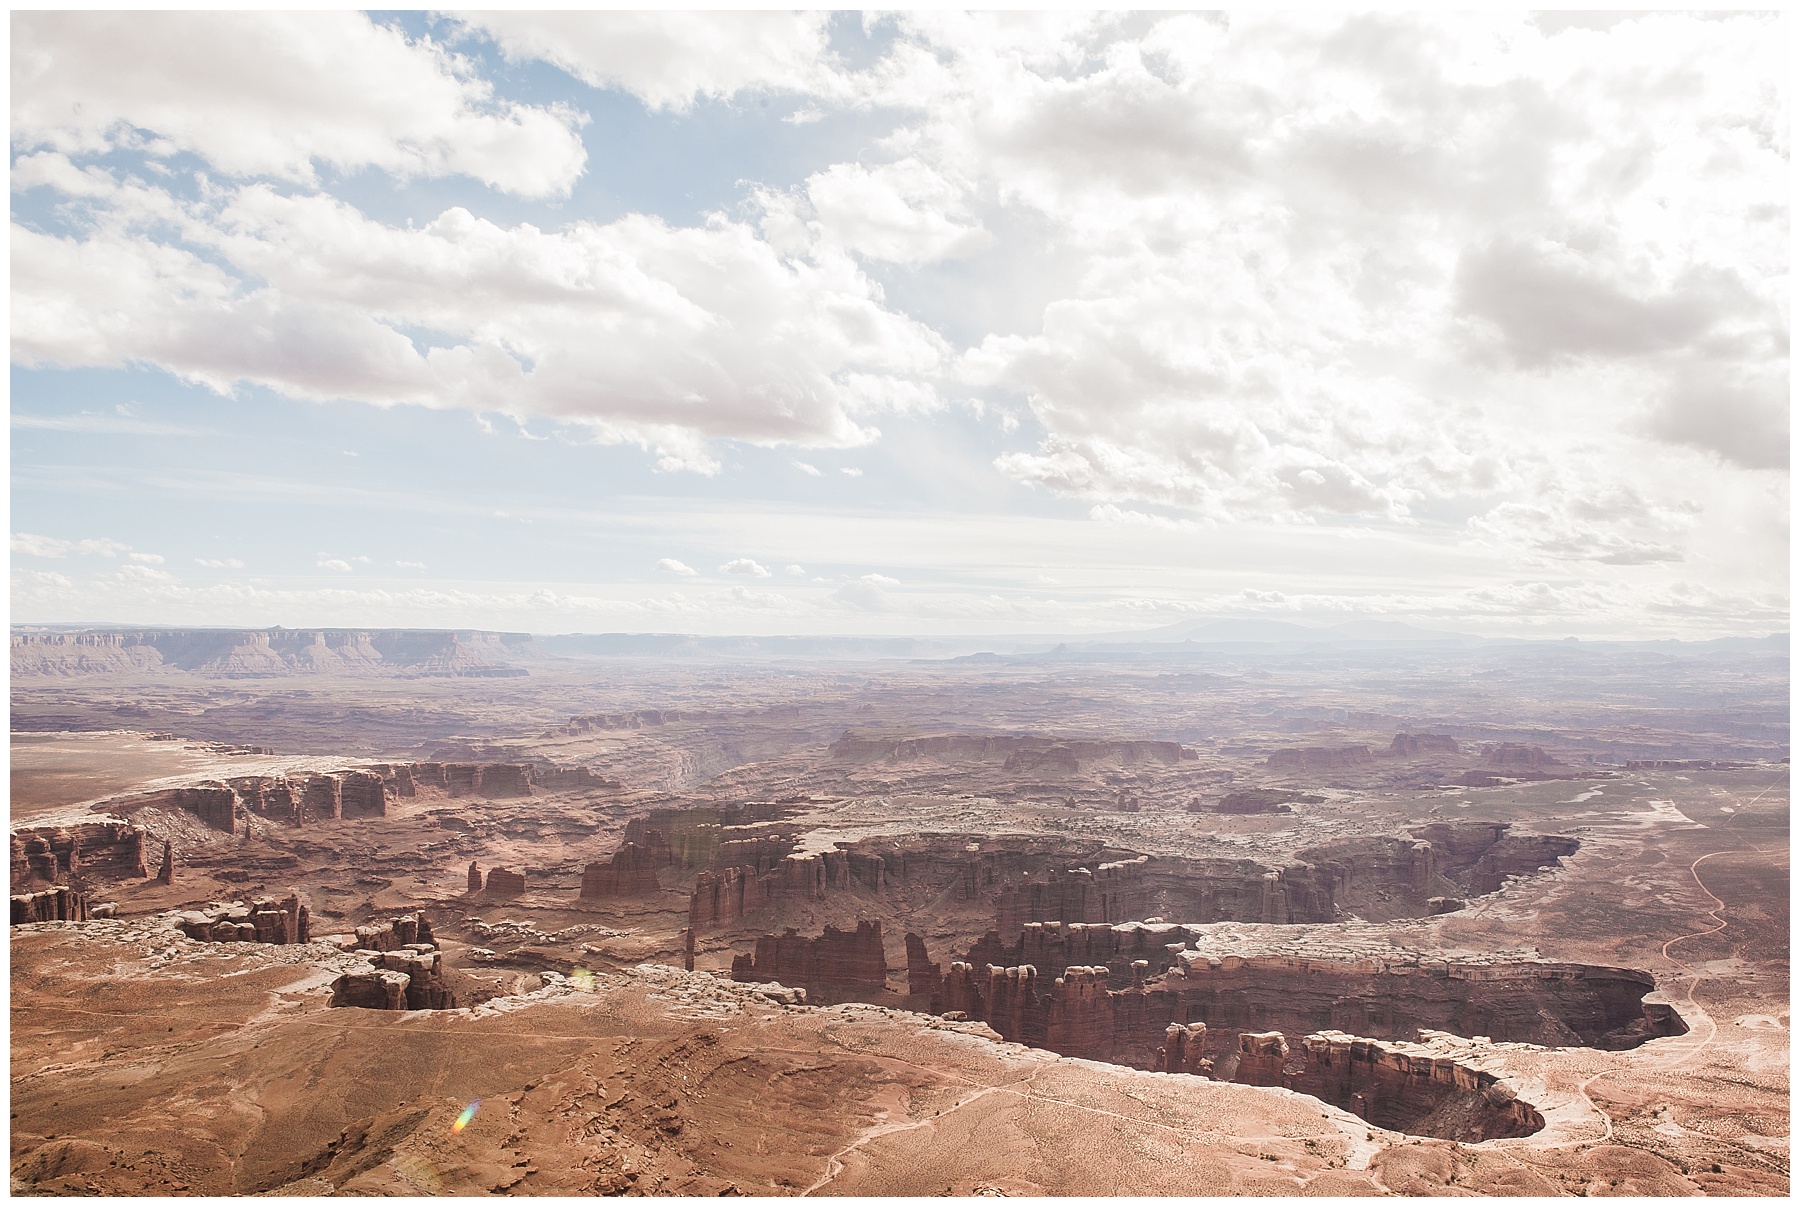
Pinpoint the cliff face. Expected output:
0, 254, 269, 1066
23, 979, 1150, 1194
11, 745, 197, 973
581, 840, 663, 898
11, 885, 90, 924
1288, 1031, 1543, 1140
918, 940, 1685, 1061
729, 920, 889, 1004
11, 822, 148, 888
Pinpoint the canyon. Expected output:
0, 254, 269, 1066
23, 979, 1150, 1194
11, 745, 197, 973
9, 629, 1789, 1196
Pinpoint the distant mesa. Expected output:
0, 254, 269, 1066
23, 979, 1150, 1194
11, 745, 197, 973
1194, 788, 1325, 815
1386, 733, 1461, 758
830, 732, 1197, 773
10, 627, 532, 678
1264, 745, 1373, 772
1485, 743, 1563, 769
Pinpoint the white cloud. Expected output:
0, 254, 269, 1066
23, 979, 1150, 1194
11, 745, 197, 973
719, 558, 772, 579
463, 12, 845, 113
11, 532, 132, 558
832, 573, 897, 612
195, 558, 245, 569
395, 560, 426, 570
840, 467, 863, 478
784, 564, 807, 577
127, 552, 164, 564
317, 557, 354, 572
655, 558, 696, 576
791, 460, 822, 477
11, 184, 948, 470
12, 12, 587, 198
790, 157, 989, 266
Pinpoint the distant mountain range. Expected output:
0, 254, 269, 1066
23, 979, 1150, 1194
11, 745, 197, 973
10, 622, 1787, 676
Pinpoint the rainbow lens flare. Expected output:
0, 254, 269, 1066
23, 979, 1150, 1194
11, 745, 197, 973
452, 1101, 479, 1134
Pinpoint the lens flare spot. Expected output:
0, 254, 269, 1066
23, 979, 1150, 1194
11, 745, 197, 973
452, 1100, 479, 1133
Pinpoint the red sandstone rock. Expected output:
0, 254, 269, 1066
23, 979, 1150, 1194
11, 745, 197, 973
1158, 1022, 1211, 1075
156, 839, 174, 885
485, 867, 526, 897
1234, 1031, 1289, 1086
11, 885, 89, 924
729, 921, 889, 1004
467, 861, 483, 894
580, 841, 662, 898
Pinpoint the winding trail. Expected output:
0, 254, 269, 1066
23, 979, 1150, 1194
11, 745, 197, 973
1509, 773, 1784, 1158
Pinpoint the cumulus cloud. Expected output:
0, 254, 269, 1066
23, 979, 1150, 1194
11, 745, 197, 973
786, 158, 989, 266
784, 564, 807, 577
12, 12, 587, 197
908, 11, 1787, 559
462, 12, 845, 113
719, 558, 772, 578
791, 460, 822, 476
196, 558, 245, 569
395, 560, 426, 570
317, 557, 354, 572
655, 558, 696, 576
832, 573, 899, 612
11, 182, 949, 470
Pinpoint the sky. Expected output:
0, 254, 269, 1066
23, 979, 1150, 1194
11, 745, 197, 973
8, 10, 1790, 640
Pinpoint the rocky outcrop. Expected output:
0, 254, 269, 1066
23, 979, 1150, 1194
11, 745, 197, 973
323, 912, 454, 1009
11, 885, 89, 924
467, 861, 483, 894
156, 839, 174, 885
1204, 789, 1322, 814
1158, 1022, 1211, 1075
1234, 1031, 1289, 1086
174, 894, 310, 944
1386, 734, 1461, 757
11, 822, 149, 887
580, 841, 662, 898
484, 867, 526, 897
730, 921, 889, 1004
1264, 746, 1374, 773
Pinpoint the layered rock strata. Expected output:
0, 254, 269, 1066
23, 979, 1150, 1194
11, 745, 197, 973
729, 921, 889, 1004
10, 822, 149, 886
580, 840, 663, 898
324, 912, 454, 1009
11, 885, 89, 924
917, 938, 1685, 1066
1287, 1030, 1543, 1140
484, 867, 526, 896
